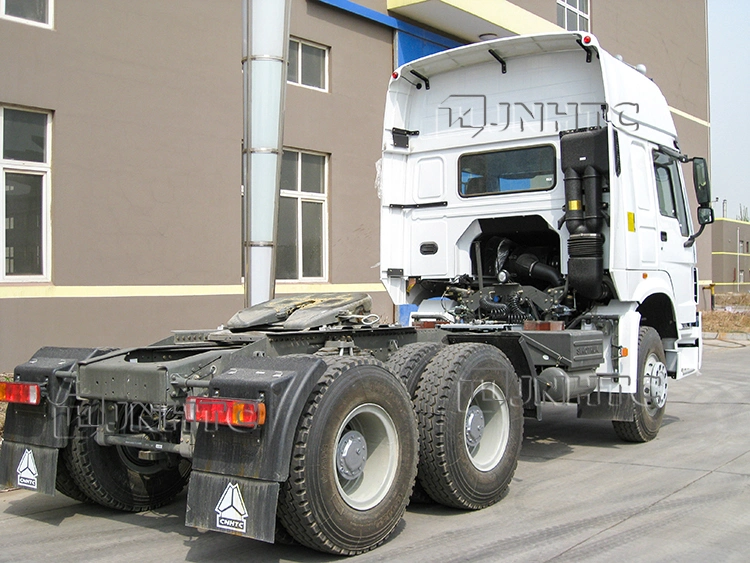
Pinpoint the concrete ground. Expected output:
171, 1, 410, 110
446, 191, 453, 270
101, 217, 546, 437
0, 338, 748, 562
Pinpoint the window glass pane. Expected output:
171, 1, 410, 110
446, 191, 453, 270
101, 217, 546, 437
4, 109, 47, 162
459, 146, 556, 196
557, 3, 565, 27
580, 0, 589, 14
566, 0, 577, 7
276, 196, 298, 279
566, 8, 577, 30
280, 150, 298, 191
301, 44, 325, 89
669, 161, 690, 236
301, 153, 324, 193
287, 40, 299, 84
301, 201, 323, 278
5, 173, 43, 276
579, 15, 588, 32
5, 0, 47, 23
654, 166, 676, 218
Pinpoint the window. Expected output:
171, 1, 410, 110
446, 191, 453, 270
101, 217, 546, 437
653, 151, 689, 237
2, 0, 52, 26
557, 0, 589, 32
459, 145, 556, 197
276, 149, 327, 280
288, 38, 328, 90
2, 107, 51, 280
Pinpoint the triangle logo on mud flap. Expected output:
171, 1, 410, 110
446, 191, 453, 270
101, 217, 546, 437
16, 449, 38, 490
215, 482, 248, 533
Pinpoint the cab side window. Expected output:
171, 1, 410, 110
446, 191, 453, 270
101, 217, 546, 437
653, 151, 689, 237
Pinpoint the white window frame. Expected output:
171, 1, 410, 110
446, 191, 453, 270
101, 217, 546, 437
277, 148, 328, 282
1, 106, 52, 282
0, 0, 54, 29
287, 37, 329, 92
557, 0, 589, 32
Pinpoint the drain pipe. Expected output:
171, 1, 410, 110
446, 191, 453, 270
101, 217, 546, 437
242, 0, 291, 307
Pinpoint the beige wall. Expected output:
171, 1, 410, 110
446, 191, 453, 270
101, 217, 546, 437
285, 0, 393, 286
711, 219, 750, 294
1, 0, 245, 369
1, 0, 244, 287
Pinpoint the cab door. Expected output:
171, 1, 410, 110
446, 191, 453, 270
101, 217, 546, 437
652, 149, 696, 324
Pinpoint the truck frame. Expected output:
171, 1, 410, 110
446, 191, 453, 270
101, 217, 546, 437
0, 32, 713, 555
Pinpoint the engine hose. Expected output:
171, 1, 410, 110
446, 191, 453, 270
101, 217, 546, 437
507, 295, 532, 324
479, 296, 509, 320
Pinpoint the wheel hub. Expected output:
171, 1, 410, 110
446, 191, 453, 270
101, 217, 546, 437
644, 355, 668, 410
465, 405, 485, 448
336, 430, 368, 480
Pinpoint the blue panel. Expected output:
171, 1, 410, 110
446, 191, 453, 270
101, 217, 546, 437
313, 0, 463, 66
398, 304, 419, 326
397, 31, 456, 66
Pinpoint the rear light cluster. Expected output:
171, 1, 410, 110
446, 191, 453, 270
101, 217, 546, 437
185, 396, 266, 429
0, 381, 41, 405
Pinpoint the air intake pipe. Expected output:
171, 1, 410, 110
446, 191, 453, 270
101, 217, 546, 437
560, 127, 609, 300
513, 253, 565, 287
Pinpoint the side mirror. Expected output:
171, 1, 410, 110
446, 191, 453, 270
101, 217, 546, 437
697, 206, 714, 225
692, 157, 711, 205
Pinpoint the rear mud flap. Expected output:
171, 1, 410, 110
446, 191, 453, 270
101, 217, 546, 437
0, 442, 58, 495
185, 470, 279, 543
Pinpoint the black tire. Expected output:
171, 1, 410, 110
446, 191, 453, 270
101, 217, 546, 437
613, 326, 668, 442
387, 342, 443, 398
387, 342, 443, 506
277, 357, 418, 555
415, 343, 523, 509
65, 405, 191, 512
55, 446, 92, 503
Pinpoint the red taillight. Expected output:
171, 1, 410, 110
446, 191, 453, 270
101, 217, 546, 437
392, 71, 399, 79
583, 35, 592, 44
185, 396, 266, 428
0, 381, 41, 405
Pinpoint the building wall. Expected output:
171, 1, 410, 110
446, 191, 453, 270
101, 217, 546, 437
711, 218, 750, 294
0, 1, 246, 370
285, 0, 392, 287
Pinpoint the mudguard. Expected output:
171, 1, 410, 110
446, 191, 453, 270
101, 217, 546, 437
0, 346, 113, 493
186, 354, 327, 542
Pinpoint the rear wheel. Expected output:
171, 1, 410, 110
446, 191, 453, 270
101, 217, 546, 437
55, 447, 92, 503
277, 357, 418, 555
387, 342, 443, 505
613, 326, 668, 442
415, 343, 523, 509
66, 405, 191, 512
387, 342, 443, 398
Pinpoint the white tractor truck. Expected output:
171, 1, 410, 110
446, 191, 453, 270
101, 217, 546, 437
0, 32, 713, 555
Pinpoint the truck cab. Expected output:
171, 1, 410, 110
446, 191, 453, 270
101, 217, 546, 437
379, 32, 712, 406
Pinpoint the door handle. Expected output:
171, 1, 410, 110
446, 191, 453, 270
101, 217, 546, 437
660, 231, 668, 242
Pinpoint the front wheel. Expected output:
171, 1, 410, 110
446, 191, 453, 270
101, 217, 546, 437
277, 357, 418, 555
613, 326, 668, 442
415, 343, 523, 509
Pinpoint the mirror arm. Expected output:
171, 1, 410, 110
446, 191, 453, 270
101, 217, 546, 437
684, 223, 706, 248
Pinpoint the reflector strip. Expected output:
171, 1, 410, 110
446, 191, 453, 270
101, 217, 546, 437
185, 396, 265, 428
0, 382, 41, 405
